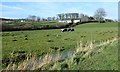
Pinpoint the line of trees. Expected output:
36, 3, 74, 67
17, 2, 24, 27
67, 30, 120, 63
2, 8, 115, 23
56, 8, 107, 23
25, 8, 114, 23
26, 13, 95, 22
57, 13, 79, 20
26, 15, 57, 21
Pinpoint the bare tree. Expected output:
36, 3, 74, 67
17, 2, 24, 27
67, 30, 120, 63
27, 15, 38, 21
66, 13, 69, 19
47, 17, 52, 21
52, 17, 55, 20
37, 16, 41, 21
76, 13, 79, 19
94, 8, 106, 23
57, 14, 62, 20
61, 13, 65, 20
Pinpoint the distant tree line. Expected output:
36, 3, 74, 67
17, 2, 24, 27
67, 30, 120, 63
1, 8, 116, 31
1, 8, 116, 23
19, 8, 116, 23
26, 15, 57, 21
57, 13, 79, 20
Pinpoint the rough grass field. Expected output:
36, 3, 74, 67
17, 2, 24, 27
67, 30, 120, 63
2, 22, 118, 70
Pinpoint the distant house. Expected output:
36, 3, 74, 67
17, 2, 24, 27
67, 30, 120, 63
59, 20, 80, 23
74, 20, 80, 23
20, 20, 25, 22
105, 19, 114, 22
59, 20, 71, 23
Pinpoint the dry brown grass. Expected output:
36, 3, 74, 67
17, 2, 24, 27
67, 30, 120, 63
75, 37, 118, 58
4, 52, 62, 70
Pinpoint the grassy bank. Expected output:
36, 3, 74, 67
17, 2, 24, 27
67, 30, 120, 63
2, 22, 118, 70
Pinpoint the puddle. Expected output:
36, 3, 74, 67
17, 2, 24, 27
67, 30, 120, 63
36, 50, 75, 65
61, 51, 75, 59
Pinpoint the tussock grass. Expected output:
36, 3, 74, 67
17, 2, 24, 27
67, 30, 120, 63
2, 22, 118, 70
3, 37, 118, 70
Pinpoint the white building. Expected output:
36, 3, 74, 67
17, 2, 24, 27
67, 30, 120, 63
59, 20, 80, 23
20, 20, 24, 22
74, 20, 80, 23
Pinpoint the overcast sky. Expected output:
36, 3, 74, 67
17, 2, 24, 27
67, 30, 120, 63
1, 2, 118, 20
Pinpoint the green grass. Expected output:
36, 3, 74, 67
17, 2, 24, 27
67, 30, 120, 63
75, 41, 118, 70
51, 41, 118, 70
2, 22, 118, 70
